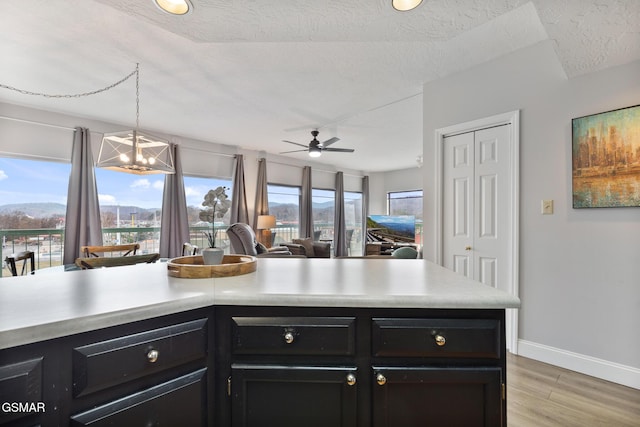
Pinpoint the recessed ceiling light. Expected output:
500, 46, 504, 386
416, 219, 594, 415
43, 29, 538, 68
392, 0, 423, 12
154, 0, 192, 15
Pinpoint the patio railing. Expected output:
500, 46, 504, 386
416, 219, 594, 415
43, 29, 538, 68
1, 222, 420, 277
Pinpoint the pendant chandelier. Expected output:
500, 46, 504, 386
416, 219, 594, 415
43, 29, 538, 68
97, 64, 175, 175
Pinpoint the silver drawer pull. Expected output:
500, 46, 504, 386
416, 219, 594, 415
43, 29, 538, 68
147, 349, 159, 363
376, 373, 387, 386
346, 374, 357, 386
434, 335, 446, 346
283, 332, 295, 344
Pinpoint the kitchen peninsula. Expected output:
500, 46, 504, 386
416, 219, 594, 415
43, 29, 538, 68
0, 258, 520, 427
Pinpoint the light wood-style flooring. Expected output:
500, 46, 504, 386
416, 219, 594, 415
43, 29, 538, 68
507, 353, 640, 426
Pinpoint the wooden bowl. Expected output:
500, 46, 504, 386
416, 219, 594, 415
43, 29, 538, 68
167, 254, 257, 278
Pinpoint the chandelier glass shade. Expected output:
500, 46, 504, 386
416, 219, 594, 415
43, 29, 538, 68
98, 130, 175, 175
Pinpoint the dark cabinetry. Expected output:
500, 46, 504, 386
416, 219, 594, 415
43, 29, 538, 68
216, 307, 506, 427
0, 309, 212, 427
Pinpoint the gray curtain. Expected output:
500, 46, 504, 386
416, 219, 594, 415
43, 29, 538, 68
230, 154, 249, 224
253, 158, 269, 229
333, 172, 347, 257
63, 127, 103, 265
362, 175, 369, 255
159, 144, 189, 258
300, 166, 313, 239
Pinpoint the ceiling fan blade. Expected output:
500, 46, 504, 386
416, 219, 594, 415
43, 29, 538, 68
320, 137, 340, 147
279, 149, 308, 154
282, 140, 309, 148
323, 147, 355, 153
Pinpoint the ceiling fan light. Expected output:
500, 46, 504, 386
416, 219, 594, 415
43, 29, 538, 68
392, 0, 423, 11
308, 146, 322, 157
154, 0, 192, 15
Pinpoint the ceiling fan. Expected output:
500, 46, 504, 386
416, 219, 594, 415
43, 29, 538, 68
281, 130, 355, 158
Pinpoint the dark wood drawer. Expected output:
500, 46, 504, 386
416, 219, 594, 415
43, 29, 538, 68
70, 368, 206, 427
73, 318, 208, 397
372, 318, 500, 358
0, 357, 43, 425
232, 317, 356, 356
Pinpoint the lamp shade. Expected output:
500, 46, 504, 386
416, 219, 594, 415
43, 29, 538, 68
97, 130, 175, 175
256, 215, 276, 229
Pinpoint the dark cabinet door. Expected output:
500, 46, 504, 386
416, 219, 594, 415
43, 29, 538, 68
372, 366, 503, 427
231, 364, 358, 427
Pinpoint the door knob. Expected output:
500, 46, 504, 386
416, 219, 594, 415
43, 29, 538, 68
465, 246, 472, 251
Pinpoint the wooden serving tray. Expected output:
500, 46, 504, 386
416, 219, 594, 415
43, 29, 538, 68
167, 254, 257, 278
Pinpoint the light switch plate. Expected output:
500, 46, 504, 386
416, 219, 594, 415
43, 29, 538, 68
542, 200, 554, 214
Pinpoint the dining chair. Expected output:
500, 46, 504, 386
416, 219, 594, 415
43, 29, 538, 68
75, 253, 160, 269
81, 243, 140, 258
182, 242, 199, 256
5, 251, 36, 276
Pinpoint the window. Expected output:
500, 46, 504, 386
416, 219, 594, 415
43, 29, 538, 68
183, 176, 233, 251
312, 188, 335, 241
388, 190, 423, 245
267, 184, 300, 244
0, 157, 71, 274
344, 191, 363, 256
94, 169, 165, 254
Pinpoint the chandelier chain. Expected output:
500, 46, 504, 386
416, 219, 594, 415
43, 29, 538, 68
0, 64, 139, 100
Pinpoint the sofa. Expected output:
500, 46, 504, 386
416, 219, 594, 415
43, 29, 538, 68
280, 237, 331, 258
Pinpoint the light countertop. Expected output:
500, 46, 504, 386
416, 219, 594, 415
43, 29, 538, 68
0, 258, 520, 349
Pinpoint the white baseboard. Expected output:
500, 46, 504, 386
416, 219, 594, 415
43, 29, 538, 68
517, 340, 640, 390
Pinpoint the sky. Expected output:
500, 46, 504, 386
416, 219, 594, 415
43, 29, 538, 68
0, 157, 230, 210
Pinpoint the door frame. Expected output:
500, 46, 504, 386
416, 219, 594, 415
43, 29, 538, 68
434, 110, 520, 353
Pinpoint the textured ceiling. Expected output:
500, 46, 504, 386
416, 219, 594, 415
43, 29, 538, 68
1, 0, 639, 172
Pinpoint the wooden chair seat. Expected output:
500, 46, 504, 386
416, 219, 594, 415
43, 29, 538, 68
75, 253, 160, 269
81, 243, 140, 258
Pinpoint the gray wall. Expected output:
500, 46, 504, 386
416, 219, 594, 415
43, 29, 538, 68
422, 40, 640, 383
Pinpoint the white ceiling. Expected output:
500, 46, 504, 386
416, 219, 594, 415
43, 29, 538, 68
1, 0, 639, 172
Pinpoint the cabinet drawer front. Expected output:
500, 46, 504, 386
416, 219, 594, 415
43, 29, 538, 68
70, 368, 206, 427
372, 318, 500, 358
232, 317, 356, 356
73, 318, 208, 397
231, 364, 357, 427
0, 357, 43, 425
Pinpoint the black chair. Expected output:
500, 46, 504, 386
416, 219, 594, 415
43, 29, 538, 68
182, 242, 199, 256
5, 251, 36, 276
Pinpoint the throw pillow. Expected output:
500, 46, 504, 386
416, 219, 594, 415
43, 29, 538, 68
292, 237, 315, 257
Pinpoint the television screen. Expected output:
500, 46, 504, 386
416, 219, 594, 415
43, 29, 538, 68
366, 215, 415, 243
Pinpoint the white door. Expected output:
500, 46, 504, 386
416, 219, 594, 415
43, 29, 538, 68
437, 111, 519, 353
443, 125, 512, 291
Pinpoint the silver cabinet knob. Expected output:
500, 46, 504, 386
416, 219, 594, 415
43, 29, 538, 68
147, 349, 159, 363
435, 334, 446, 346
376, 373, 387, 386
346, 374, 356, 386
284, 331, 295, 344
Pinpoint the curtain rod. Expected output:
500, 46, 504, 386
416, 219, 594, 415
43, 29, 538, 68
0, 115, 77, 132
180, 145, 236, 158
266, 158, 365, 178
